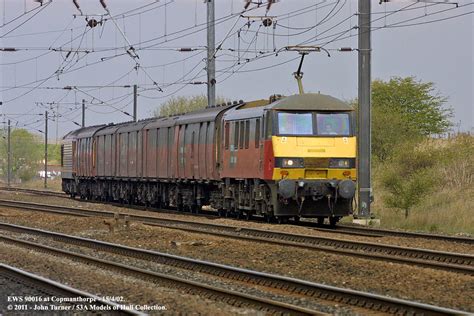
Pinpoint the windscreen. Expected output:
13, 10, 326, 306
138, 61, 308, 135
316, 113, 350, 136
277, 112, 313, 135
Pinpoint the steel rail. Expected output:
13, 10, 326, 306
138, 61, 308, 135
0, 234, 324, 315
0, 263, 144, 315
0, 186, 381, 238
2, 186, 473, 244
0, 199, 473, 275
0, 222, 466, 316
337, 224, 474, 245
0, 186, 66, 198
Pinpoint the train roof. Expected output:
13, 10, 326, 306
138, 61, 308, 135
116, 119, 153, 133
143, 116, 179, 129
271, 93, 352, 111
62, 124, 106, 140
63, 94, 350, 139
176, 103, 236, 125
86, 103, 237, 136
224, 93, 352, 121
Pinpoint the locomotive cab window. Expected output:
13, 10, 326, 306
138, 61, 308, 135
316, 113, 350, 136
277, 112, 313, 135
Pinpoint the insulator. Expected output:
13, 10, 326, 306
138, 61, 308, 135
262, 18, 272, 27
87, 19, 98, 28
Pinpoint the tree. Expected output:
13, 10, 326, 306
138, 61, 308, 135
380, 143, 439, 218
154, 95, 228, 117
372, 77, 452, 135
371, 106, 421, 161
47, 143, 61, 164
370, 77, 453, 161
0, 129, 43, 182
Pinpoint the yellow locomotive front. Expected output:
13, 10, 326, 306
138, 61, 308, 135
266, 94, 357, 225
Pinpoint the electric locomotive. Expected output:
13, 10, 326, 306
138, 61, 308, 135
219, 93, 356, 225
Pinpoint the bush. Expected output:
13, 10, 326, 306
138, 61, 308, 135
378, 134, 473, 222
380, 142, 440, 218
435, 135, 474, 188
382, 167, 438, 218
17, 165, 38, 182
0, 129, 43, 182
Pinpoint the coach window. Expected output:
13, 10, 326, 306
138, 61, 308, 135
234, 121, 239, 150
224, 122, 230, 150
245, 120, 250, 149
255, 119, 260, 148
191, 131, 195, 158
239, 121, 244, 149
92, 139, 96, 168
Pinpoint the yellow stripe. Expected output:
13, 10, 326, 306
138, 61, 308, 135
273, 168, 357, 181
272, 136, 356, 158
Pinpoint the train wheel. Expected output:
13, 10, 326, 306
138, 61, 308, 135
191, 205, 201, 214
264, 214, 274, 223
245, 211, 253, 221
276, 217, 288, 224
236, 209, 244, 219
329, 216, 339, 228
293, 216, 300, 223
317, 217, 325, 226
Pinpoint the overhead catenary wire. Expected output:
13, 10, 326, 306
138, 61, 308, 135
0, 1, 52, 38
2, 0, 471, 134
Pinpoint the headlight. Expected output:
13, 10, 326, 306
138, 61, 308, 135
276, 158, 304, 168
329, 158, 354, 168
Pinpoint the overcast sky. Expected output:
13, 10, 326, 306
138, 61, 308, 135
1, 0, 473, 139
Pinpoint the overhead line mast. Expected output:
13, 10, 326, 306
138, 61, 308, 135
206, 0, 216, 108
358, 0, 372, 218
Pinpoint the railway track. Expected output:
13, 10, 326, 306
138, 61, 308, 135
0, 186, 380, 238
337, 224, 474, 245
0, 222, 466, 316
0, 186, 66, 198
2, 186, 473, 244
0, 232, 324, 315
0, 199, 473, 275
0, 263, 143, 315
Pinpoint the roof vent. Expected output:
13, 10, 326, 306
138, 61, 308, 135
269, 94, 284, 103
